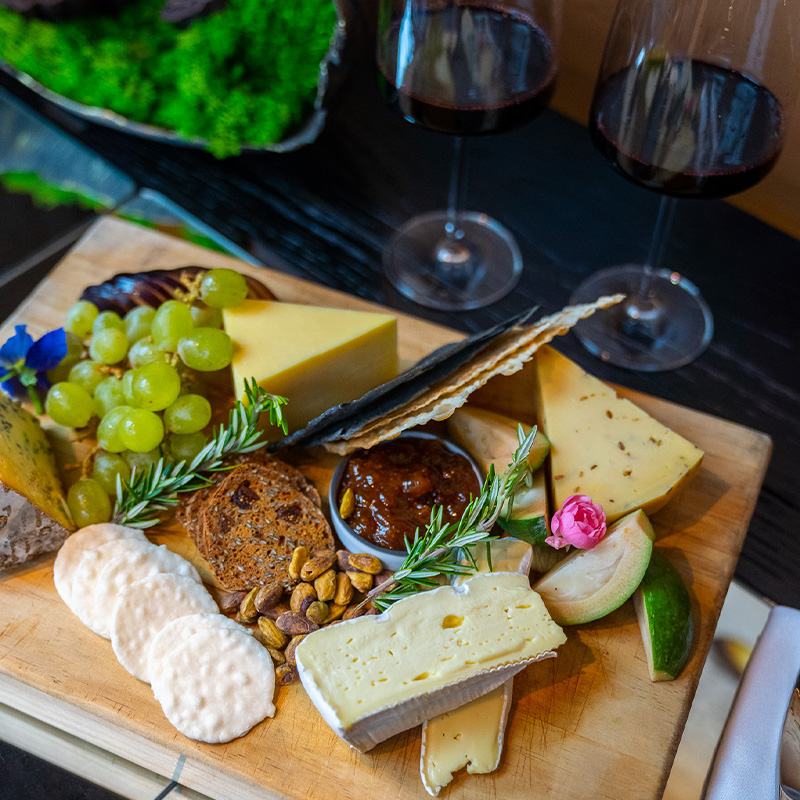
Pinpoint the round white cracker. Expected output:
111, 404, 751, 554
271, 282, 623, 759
151, 626, 276, 743
68, 538, 158, 637
110, 573, 218, 682
54, 524, 148, 609
147, 613, 247, 686
92, 544, 202, 639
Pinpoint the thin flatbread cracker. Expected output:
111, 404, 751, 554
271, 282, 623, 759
324, 295, 623, 454
272, 305, 541, 451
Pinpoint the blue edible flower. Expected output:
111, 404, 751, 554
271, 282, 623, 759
0, 325, 67, 414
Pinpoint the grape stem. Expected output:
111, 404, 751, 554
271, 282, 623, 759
112, 378, 287, 528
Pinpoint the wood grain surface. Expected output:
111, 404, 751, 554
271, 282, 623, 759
0, 218, 771, 800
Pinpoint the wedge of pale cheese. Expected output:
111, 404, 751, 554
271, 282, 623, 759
296, 571, 565, 752
0, 392, 73, 570
421, 538, 533, 796
534, 346, 703, 522
222, 300, 397, 436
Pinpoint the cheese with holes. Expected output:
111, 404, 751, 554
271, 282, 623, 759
222, 300, 397, 435
534, 346, 703, 521
422, 539, 532, 796
0, 392, 73, 569
295, 571, 565, 752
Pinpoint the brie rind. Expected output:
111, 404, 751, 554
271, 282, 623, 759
420, 682, 512, 795
295, 572, 565, 752
421, 538, 534, 795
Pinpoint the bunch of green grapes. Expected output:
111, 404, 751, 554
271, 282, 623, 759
45, 268, 250, 527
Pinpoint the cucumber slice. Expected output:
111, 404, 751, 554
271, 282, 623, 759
634, 551, 693, 681
533, 509, 655, 626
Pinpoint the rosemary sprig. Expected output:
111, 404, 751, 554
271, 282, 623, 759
113, 378, 287, 528
365, 425, 537, 611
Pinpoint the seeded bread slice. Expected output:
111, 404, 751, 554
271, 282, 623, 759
176, 452, 321, 555
199, 461, 333, 591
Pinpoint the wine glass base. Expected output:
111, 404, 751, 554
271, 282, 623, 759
384, 211, 522, 310
569, 265, 714, 371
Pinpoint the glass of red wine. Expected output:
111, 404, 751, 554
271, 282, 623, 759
570, 0, 800, 370
376, 0, 559, 310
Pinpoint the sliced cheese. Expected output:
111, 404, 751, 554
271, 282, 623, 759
222, 300, 398, 435
296, 571, 565, 752
534, 346, 703, 521
422, 538, 532, 796
0, 392, 73, 569
421, 684, 511, 795
447, 406, 549, 535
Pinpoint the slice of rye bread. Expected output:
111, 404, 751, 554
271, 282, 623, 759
177, 452, 322, 554
200, 462, 334, 591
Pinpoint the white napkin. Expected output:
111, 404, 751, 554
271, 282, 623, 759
704, 606, 800, 799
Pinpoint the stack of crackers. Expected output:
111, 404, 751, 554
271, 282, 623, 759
177, 453, 333, 591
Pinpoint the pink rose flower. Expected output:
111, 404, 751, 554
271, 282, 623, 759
546, 494, 607, 550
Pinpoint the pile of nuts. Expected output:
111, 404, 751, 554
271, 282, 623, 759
217, 547, 393, 684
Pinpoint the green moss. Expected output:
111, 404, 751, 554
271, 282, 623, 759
1, 171, 109, 209
0, 0, 337, 157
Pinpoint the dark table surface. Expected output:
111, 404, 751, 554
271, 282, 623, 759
0, 8, 798, 798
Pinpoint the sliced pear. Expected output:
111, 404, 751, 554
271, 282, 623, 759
533, 509, 655, 626
634, 551, 693, 681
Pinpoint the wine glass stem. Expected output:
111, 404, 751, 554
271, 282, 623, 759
624, 195, 678, 341
436, 137, 473, 276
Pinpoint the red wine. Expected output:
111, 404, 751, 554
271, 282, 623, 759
377, 3, 555, 136
590, 59, 785, 197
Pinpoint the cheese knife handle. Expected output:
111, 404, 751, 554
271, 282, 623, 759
703, 606, 800, 800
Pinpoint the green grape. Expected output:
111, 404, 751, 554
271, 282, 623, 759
152, 300, 194, 352
67, 360, 106, 394
189, 301, 223, 329
68, 478, 112, 527
46, 364, 71, 384
92, 451, 131, 497
122, 369, 138, 404
97, 405, 132, 453
89, 328, 128, 365
177, 328, 233, 372
48, 332, 85, 384
92, 310, 125, 335
163, 393, 212, 434
120, 408, 164, 453
123, 448, 162, 474
45, 382, 94, 428
62, 331, 84, 367
131, 362, 181, 411
169, 432, 208, 463
124, 306, 156, 343
94, 376, 126, 417
127, 338, 168, 369
64, 301, 98, 340
199, 268, 248, 309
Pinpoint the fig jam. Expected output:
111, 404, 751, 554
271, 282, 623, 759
337, 436, 480, 551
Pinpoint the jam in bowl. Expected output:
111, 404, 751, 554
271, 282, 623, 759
328, 431, 483, 570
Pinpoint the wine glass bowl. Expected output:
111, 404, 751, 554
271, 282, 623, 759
570, 0, 800, 371
376, 0, 559, 310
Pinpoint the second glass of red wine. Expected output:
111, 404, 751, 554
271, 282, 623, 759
376, 0, 559, 310
570, 0, 799, 371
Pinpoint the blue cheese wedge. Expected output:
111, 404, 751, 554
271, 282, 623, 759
421, 539, 533, 795
296, 572, 565, 752
0, 392, 72, 569
534, 346, 703, 521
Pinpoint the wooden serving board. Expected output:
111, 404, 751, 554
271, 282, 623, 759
0, 218, 771, 800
